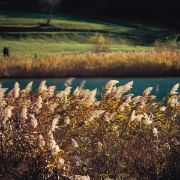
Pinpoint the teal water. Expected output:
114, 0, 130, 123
0, 78, 179, 99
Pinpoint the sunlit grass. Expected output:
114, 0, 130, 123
0, 11, 134, 33
0, 50, 179, 77
0, 38, 151, 55
0, 11, 179, 56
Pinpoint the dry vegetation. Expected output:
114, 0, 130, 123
0, 50, 180, 77
0, 79, 180, 179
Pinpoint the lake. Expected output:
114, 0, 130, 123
0, 78, 179, 100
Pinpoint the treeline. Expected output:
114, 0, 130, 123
61, 0, 180, 27
1, 0, 180, 28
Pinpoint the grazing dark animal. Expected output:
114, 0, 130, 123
3, 47, 10, 57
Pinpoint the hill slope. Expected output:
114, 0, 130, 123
0, 11, 179, 55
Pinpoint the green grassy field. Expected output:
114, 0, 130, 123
0, 38, 151, 55
0, 11, 179, 55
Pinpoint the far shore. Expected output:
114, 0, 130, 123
0, 51, 180, 78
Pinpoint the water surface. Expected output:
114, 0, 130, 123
0, 78, 179, 100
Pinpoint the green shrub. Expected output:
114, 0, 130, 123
154, 36, 180, 49
90, 33, 109, 53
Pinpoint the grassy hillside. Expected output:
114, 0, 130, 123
0, 11, 179, 55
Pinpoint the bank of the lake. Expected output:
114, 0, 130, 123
0, 51, 180, 78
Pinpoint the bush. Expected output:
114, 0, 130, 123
154, 36, 180, 50
0, 80, 180, 179
90, 33, 109, 53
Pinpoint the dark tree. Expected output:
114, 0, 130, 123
39, 0, 61, 25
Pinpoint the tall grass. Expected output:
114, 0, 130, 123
0, 80, 179, 179
154, 37, 180, 49
0, 50, 180, 77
